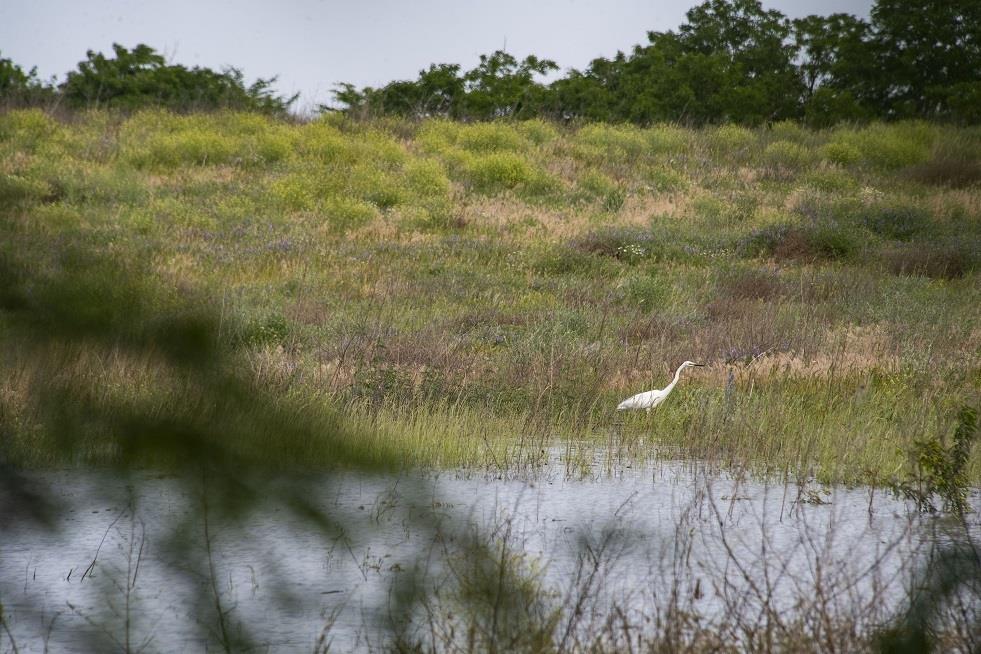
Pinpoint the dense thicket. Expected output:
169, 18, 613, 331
336, 0, 981, 126
0, 44, 295, 114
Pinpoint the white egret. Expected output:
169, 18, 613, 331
616, 361, 704, 412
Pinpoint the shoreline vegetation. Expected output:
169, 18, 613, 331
1, 108, 978, 484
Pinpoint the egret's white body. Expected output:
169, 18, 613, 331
617, 361, 704, 412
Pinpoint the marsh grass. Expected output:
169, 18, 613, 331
1, 110, 979, 482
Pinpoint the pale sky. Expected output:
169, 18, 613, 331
1, 0, 873, 113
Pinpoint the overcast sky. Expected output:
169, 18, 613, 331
2, 0, 873, 112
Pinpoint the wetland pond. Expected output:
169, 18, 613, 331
2, 450, 979, 652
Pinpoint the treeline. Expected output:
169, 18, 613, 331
338, 0, 980, 126
2, 0, 978, 125
0, 44, 295, 114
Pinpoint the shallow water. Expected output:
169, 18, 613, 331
1, 453, 978, 652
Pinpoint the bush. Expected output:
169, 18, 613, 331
322, 197, 379, 231
348, 164, 406, 209
904, 157, 981, 188
421, 121, 530, 154
806, 221, 859, 259
133, 130, 238, 168
269, 175, 317, 211
643, 166, 687, 192
762, 140, 813, 170
404, 159, 451, 199
465, 152, 538, 193
831, 124, 935, 170
862, 204, 932, 241
575, 124, 649, 159
516, 119, 559, 145
880, 241, 977, 279
616, 273, 669, 307
802, 167, 858, 192
737, 220, 857, 262
457, 123, 528, 152
0, 173, 51, 206
298, 122, 357, 165
818, 141, 862, 166
0, 109, 64, 150
769, 120, 808, 143
646, 124, 690, 154
577, 170, 625, 211
709, 125, 756, 154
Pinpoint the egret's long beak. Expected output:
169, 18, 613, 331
693, 363, 705, 367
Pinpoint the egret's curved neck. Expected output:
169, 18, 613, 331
665, 364, 686, 392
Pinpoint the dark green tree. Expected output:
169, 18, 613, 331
793, 14, 874, 125
459, 50, 558, 119
673, 0, 804, 123
545, 55, 621, 122
0, 52, 56, 106
61, 43, 296, 113
870, 0, 981, 121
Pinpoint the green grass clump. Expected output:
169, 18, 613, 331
646, 124, 690, 154
516, 119, 559, 145
574, 123, 650, 159
577, 169, 625, 211
0, 173, 51, 206
861, 203, 932, 241
465, 152, 543, 193
802, 167, 859, 192
819, 141, 862, 166
418, 120, 531, 155
0, 108, 65, 149
708, 124, 756, 154
322, 197, 379, 231
737, 220, 859, 262
830, 123, 935, 170
762, 140, 813, 170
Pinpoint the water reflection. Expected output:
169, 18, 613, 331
2, 453, 978, 652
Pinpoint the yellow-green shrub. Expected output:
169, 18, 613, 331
769, 120, 808, 143
322, 197, 379, 231
646, 124, 689, 154
644, 165, 688, 192
575, 124, 649, 159
270, 174, 318, 211
404, 159, 451, 199
0, 110, 73, 156
129, 130, 238, 168
516, 119, 559, 145
347, 164, 406, 209
0, 173, 51, 205
296, 123, 357, 165
819, 141, 862, 166
456, 123, 529, 153
416, 120, 460, 154
465, 152, 538, 192
354, 130, 407, 167
803, 167, 858, 192
578, 169, 619, 197
763, 140, 813, 169
709, 124, 756, 153
829, 123, 936, 170
578, 169, 625, 211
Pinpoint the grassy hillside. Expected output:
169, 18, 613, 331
1, 109, 979, 482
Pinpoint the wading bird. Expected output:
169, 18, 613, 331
617, 361, 704, 412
